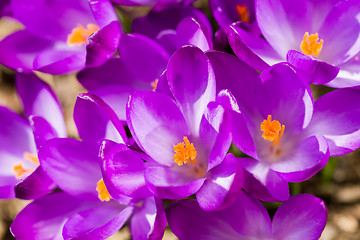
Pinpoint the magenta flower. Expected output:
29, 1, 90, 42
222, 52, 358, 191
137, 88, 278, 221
127, 46, 249, 210
228, 0, 360, 87
0, 73, 66, 199
167, 191, 327, 240
207, 51, 360, 201
0, 0, 120, 74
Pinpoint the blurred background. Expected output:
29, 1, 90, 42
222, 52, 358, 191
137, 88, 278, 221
0, 6, 359, 240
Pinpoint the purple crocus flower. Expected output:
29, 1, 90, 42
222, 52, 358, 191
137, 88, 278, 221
167, 191, 327, 240
0, 72, 65, 199
12, 94, 166, 239
132, 4, 212, 53
127, 46, 248, 210
207, 51, 360, 201
228, 0, 360, 87
0, 0, 120, 74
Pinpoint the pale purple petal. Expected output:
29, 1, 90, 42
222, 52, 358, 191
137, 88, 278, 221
130, 197, 166, 240
16, 72, 66, 138
329, 56, 360, 88
63, 202, 133, 239
74, 93, 126, 143
38, 138, 101, 200
272, 194, 327, 240
127, 91, 189, 166
10, 192, 91, 240
196, 154, 244, 211
29, 116, 59, 148
89, 0, 119, 28
167, 46, 216, 136
307, 88, 360, 156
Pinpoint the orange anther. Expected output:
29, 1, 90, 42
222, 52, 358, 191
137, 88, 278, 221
300, 32, 323, 58
67, 23, 99, 46
236, 4, 250, 23
96, 178, 112, 202
173, 137, 197, 166
260, 115, 285, 147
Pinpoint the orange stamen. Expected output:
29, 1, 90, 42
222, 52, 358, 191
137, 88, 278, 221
260, 115, 285, 147
67, 23, 99, 46
13, 163, 32, 179
236, 4, 250, 23
173, 137, 197, 166
300, 32, 323, 58
96, 178, 112, 202
23, 152, 40, 165
151, 79, 159, 92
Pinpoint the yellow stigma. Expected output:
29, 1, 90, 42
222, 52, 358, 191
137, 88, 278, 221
13, 163, 32, 179
96, 178, 112, 202
173, 137, 197, 166
67, 23, 99, 46
151, 79, 159, 92
23, 152, 40, 165
236, 4, 250, 23
260, 115, 285, 147
300, 32, 323, 58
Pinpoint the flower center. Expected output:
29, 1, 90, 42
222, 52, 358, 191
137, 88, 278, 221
300, 32, 323, 58
260, 115, 285, 147
96, 178, 112, 202
13, 152, 39, 179
151, 79, 159, 92
173, 136, 197, 166
67, 23, 99, 46
236, 4, 250, 23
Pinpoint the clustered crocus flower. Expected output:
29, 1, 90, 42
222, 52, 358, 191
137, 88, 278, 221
0, 0, 359, 239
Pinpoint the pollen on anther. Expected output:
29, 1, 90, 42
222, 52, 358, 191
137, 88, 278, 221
151, 79, 159, 92
260, 115, 285, 146
96, 178, 112, 202
67, 23, 99, 46
173, 137, 197, 166
13, 163, 31, 179
236, 4, 250, 23
300, 32, 323, 58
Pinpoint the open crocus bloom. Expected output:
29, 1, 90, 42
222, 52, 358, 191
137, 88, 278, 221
228, 0, 360, 87
167, 191, 327, 240
207, 51, 360, 201
0, 0, 120, 74
127, 46, 248, 210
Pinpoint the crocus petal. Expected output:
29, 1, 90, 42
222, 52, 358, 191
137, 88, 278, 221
86, 21, 121, 68
155, 70, 173, 97
15, 166, 56, 200
16, 72, 66, 138
0, 30, 54, 72
132, 5, 212, 41
74, 93, 126, 143
127, 91, 189, 166
33, 48, 86, 75
130, 197, 166, 240
119, 34, 170, 85
270, 135, 329, 180
205, 50, 260, 118
257, 63, 313, 134
29, 116, 59, 148
256, 0, 313, 57
101, 143, 152, 199
111, 0, 156, 6
11, 0, 95, 41
167, 46, 216, 136
0, 106, 37, 177
209, 0, 255, 28
272, 194, 327, 240
89, 0, 119, 28
39, 138, 101, 200
63, 202, 133, 240
307, 88, 360, 156
240, 157, 290, 202
318, 0, 360, 65
329, 56, 360, 88
176, 17, 213, 52
10, 192, 91, 240
145, 163, 206, 199
196, 154, 244, 211
0, 176, 17, 198
167, 191, 272, 239
287, 50, 340, 85
77, 58, 138, 90
227, 24, 283, 70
